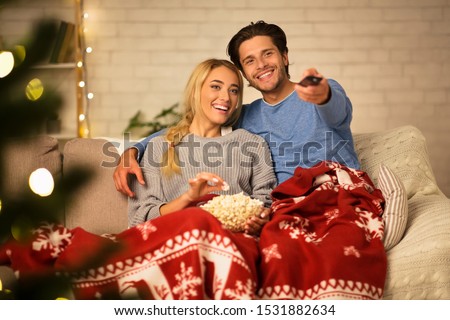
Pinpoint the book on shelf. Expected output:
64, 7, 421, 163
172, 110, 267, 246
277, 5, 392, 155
49, 20, 76, 64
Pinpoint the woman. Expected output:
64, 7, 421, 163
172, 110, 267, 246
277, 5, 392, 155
128, 59, 275, 230
123, 58, 276, 299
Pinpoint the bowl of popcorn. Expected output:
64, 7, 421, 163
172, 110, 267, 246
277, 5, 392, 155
199, 192, 263, 232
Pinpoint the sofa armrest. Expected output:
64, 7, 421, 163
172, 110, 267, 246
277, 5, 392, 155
63, 138, 128, 235
0, 266, 16, 293
1, 135, 62, 200
383, 194, 450, 299
354, 126, 449, 299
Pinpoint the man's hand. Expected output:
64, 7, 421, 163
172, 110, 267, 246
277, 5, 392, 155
294, 68, 331, 105
244, 207, 271, 236
113, 148, 145, 198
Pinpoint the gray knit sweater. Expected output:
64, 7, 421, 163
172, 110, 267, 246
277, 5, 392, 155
128, 129, 277, 227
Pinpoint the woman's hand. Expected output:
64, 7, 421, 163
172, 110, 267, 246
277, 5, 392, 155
185, 172, 229, 202
244, 207, 271, 236
160, 172, 228, 216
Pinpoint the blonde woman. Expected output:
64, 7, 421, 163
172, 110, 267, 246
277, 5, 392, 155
128, 59, 276, 232
124, 59, 276, 299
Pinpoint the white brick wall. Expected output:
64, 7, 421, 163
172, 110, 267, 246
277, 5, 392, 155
1, 0, 449, 197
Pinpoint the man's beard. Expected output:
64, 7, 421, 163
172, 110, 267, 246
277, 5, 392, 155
248, 75, 284, 94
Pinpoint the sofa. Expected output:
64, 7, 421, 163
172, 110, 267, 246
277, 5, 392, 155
0, 125, 449, 299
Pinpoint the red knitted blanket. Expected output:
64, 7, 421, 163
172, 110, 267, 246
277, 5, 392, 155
258, 161, 386, 299
0, 161, 386, 300
0, 208, 259, 299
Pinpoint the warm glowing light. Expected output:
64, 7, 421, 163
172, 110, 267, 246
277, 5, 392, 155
13, 45, 26, 66
25, 78, 44, 101
78, 124, 90, 138
56, 297, 69, 300
11, 216, 33, 241
0, 199, 2, 213
0, 278, 2, 291
0, 51, 15, 78
29, 168, 54, 197
76, 4, 92, 139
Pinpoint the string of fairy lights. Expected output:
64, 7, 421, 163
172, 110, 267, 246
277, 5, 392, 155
75, 0, 92, 138
1, 1, 93, 138
0, 2, 95, 228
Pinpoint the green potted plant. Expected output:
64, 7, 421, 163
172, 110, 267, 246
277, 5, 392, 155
124, 103, 181, 137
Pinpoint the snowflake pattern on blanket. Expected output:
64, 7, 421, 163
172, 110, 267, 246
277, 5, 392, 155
0, 208, 259, 300
258, 161, 387, 300
0, 161, 386, 300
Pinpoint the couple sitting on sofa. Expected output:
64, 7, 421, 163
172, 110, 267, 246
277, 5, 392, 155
111, 21, 386, 300
0, 21, 387, 300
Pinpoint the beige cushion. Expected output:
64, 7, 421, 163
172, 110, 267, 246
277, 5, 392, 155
1, 135, 62, 200
377, 164, 408, 251
63, 138, 128, 235
354, 125, 441, 198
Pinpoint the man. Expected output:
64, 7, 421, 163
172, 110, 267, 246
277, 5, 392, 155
113, 20, 359, 197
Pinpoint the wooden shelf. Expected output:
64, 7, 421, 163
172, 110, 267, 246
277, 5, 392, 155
33, 63, 77, 69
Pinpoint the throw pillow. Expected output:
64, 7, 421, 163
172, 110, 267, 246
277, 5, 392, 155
377, 164, 408, 250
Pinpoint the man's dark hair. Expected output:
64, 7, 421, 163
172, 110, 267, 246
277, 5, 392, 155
226, 20, 290, 77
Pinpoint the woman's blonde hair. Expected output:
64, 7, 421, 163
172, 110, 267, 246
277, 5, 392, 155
162, 59, 244, 176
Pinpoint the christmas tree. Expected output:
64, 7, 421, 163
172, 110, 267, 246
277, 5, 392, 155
0, 19, 93, 299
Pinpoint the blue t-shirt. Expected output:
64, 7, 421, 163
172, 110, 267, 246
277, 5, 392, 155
134, 79, 359, 183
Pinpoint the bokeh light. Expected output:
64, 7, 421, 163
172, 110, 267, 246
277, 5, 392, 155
13, 45, 26, 66
25, 78, 44, 101
11, 216, 33, 241
0, 51, 14, 78
29, 168, 54, 197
